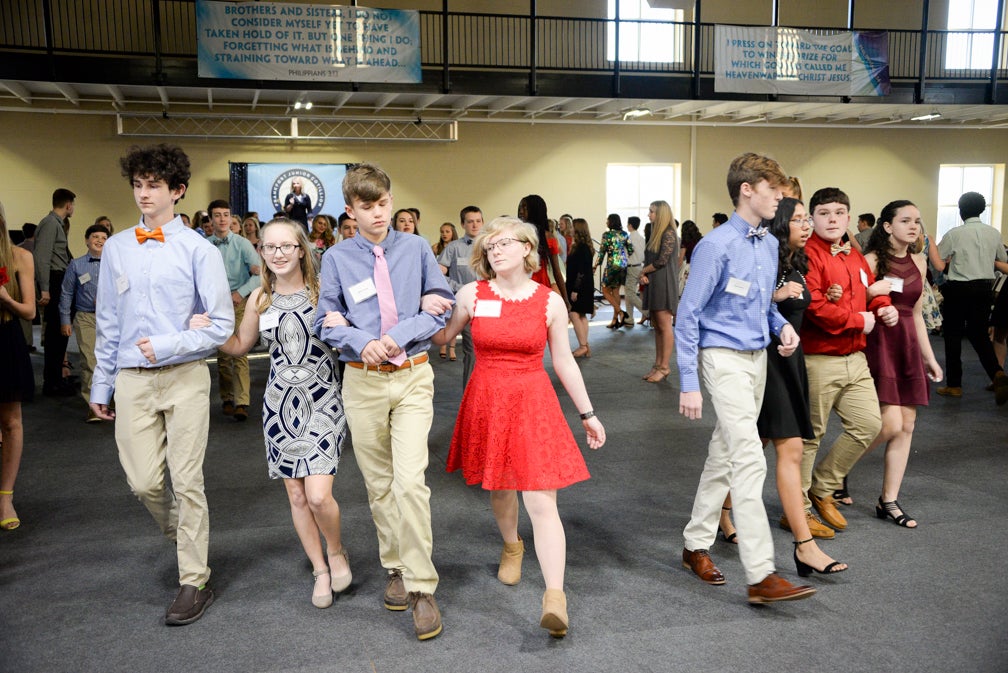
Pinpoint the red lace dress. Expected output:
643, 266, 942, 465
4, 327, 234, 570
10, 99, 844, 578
446, 281, 590, 490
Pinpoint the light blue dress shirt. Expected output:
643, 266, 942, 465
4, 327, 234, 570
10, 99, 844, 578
315, 228, 454, 361
58, 254, 101, 323
90, 217, 234, 404
675, 213, 788, 392
437, 236, 479, 292
208, 232, 260, 297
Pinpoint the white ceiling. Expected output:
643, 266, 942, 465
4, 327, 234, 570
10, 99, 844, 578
3, 79, 1008, 129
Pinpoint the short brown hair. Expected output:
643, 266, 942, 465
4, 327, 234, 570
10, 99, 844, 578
726, 153, 787, 206
342, 163, 391, 205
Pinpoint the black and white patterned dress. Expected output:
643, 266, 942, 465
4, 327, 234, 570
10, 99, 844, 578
261, 289, 346, 479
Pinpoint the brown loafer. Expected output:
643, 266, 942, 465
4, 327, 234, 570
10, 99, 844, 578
780, 511, 835, 539
233, 405, 248, 422
165, 584, 215, 625
221, 400, 235, 416
748, 573, 815, 604
383, 569, 408, 611
936, 386, 962, 397
682, 548, 726, 585
408, 592, 443, 641
809, 491, 847, 530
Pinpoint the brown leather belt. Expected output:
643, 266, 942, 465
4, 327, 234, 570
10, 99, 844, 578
346, 352, 429, 373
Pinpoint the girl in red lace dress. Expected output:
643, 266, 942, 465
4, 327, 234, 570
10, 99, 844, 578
433, 216, 605, 639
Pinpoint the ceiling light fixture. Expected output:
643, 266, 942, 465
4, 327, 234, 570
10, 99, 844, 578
294, 101, 302, 110
622, 107, 652, 121
910, 110, 941, 121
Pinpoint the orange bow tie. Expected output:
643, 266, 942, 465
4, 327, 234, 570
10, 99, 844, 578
135, 227, 165, 244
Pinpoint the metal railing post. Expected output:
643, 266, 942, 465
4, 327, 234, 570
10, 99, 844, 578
989, 0, 1005, 102
692, 0, 702, 99
916, 0, 929, 103
152, 0, 165, 83
613, 0, 620, 96
442, 0, 450, 93
529, 0, 538, 95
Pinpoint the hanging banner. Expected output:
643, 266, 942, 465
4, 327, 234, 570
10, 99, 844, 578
244, 163, 348, 224
197, 1, 421, 83
714, 26, 890, 96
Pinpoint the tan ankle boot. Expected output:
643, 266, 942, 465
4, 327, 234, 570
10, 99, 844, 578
540, 589, 568, 638
497, 537, 524, 585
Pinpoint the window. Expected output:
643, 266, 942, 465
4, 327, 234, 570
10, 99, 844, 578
936, 164, 1004, 242
606, 164, 681, 230
945, 0, 998, 70
606, 0, 685, 64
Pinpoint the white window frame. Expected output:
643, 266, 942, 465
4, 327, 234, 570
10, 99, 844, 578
606, 0, 686, 64
945, 0, 998, 70
605, 163, 682, 233
936, 163, 1004, 242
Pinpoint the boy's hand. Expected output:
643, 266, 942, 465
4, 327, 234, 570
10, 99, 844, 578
322, 310, 349, 328
420, 293, 453, 316
860, 311, 876, 334
189, 312, 212, 330
38, 290, 51, 306
679, 391, 703, 420
773, 281, 803, 303
60, 324, 72, 337
825, 283, 843, 302
379, 334, 402, 357
867, 279, 892, 300
231, 290, 243, 306
89, 402, 115, 421
135, 336, 157, 363
360, 339, 390, 365
877, 305, 899, 327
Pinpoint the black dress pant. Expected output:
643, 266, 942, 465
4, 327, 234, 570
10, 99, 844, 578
941, 279, 1002, 387
43, 269, 69, 389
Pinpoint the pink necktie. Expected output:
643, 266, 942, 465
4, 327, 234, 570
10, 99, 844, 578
373, 245, 406, 365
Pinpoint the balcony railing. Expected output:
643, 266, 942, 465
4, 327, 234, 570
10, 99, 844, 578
3, 0, 1008, 94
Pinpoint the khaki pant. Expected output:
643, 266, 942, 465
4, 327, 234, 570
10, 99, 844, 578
624, 264, 645, 321
114, 360, 212, 587
683, 348, 775, 585
342, 359, 438, 595
217, 299, 249, 406
802, 352, 882, 508
73, 311, 97, 406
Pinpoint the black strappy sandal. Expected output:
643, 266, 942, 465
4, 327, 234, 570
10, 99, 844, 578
875, 497, 917, 528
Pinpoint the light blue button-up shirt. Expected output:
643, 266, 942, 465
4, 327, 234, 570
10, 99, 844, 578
208, 231, 260, 297
90, 216, 234, 404
315, 228, 454, 361
58, 254, 101, 323
437, 236, 479, 292
675, 213, 788, 392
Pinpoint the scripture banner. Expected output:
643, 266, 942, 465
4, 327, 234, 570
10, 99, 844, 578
197, 1, 421, 83
714, 26, 890, 96
245, 163, 348, 224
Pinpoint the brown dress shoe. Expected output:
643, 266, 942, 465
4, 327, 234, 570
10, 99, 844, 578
221, 400, 235, 415
233, 405, 248, 421
682, 548, 726, 585
779, 512, 835, 539
383, 569, 408, 611
809, 491, 847, 530
936, 386, 962, 397
164, 584, 215, 625
408, 592, 443, 641
748, 573, 816, 604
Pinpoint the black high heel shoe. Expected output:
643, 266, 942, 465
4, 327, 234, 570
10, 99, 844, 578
875, 497, 917, 528
793, 538, 846, 577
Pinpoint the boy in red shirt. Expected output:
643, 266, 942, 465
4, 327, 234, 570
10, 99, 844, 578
800, 188, 898, 533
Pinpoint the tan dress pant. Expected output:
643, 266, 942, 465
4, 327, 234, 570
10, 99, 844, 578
217, 299, 250, 406
73, 311, 97, 406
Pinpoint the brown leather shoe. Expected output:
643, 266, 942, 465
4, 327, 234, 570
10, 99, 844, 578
221, 400, 235, 415
682, 548, 726, 585
779, 511, 835, 540
383, 569, 408, 611
408, 592, 443, 641
809, 491, 847, 530
936, 386, 962, 397
164, 584, 215, 625
233, 405, 248, 422
748, 573, 816, 604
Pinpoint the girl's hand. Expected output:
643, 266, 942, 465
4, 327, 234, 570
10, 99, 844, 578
583, 416, 606, 449
189, 312, 212, 329
926, 359, 943, 382
323, 310, 349, 328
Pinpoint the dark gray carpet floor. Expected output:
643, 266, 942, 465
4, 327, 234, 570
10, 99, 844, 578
2, 313, 1006, 673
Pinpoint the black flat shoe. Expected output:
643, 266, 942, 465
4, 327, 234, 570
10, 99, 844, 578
875, 497, 917, 528
793, 538, 846, 577
832, 475, 853, 506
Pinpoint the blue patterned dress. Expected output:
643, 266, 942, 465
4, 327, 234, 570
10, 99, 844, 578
260, 289, 346, 479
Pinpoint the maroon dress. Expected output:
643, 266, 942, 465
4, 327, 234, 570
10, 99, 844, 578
865, 254, 930, 406
447, 281, 590, 490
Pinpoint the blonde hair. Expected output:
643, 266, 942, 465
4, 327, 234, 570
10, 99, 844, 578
469, 217, 540, 279
647, 201, 676, 253
0, 210, 22, 323
254, 218, 320, 313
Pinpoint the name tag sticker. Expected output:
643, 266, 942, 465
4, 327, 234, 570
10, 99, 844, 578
348, 278, 377, 304
860, 269, 869, 287
474, 299, 502, 318
726, 277, 751, 297
78, 272, 91, 285
884, 275, 904, 293
259, 311, 280, 330
115, 274, 129, 295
